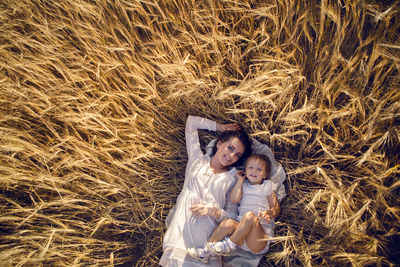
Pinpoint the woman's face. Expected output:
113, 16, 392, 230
215, 137, 245, 167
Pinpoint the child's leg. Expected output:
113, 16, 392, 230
229, 212, 268, 253
208, 219, 238, 242
188, 219, 238, 260
243, 219, 269, 253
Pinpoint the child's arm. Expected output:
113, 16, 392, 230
259, 192, 281, 222
229, 170, 246, 204
266, 192, 281, 219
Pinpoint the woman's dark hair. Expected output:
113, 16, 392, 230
245, 154, 271, 180
211, 129, 252, 167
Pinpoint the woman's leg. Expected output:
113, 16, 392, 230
229, 212, 268, 253
208, 219, 238, 242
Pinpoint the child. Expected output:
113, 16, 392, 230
187, 154, 281, 263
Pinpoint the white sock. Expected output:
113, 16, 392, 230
199, 247, 208, 257
225, 237, 237, 251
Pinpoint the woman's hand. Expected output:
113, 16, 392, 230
216, 122, 241, 132
190, 204, 220, 220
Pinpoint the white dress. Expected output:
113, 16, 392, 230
238, 180, 278, 218
237, 180, 278, 250
159, 116, 238, 267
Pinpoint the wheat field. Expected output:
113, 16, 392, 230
0, 0, 399, 266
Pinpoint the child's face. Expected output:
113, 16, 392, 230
245, 158, 268, 185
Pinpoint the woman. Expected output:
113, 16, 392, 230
159, 115, 252, 266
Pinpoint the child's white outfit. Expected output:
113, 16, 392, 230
215, 137, 286, 266
188, 178, 278, 261
236, 179, 278, 254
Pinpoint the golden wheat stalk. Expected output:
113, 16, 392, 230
0, 0, 399, 266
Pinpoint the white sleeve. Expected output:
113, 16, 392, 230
185, 116, 216, 162
217, 190, 238, 223
271, 181, 279, 194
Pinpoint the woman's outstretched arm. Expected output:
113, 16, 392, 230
216, 122, 241, 132
185, 115, 216, 162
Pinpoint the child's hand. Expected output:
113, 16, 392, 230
258, 210, 272, 223
216, 122, 241, 132
236, 170, 246, 183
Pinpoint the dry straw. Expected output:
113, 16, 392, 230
1, 0, 399, 266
